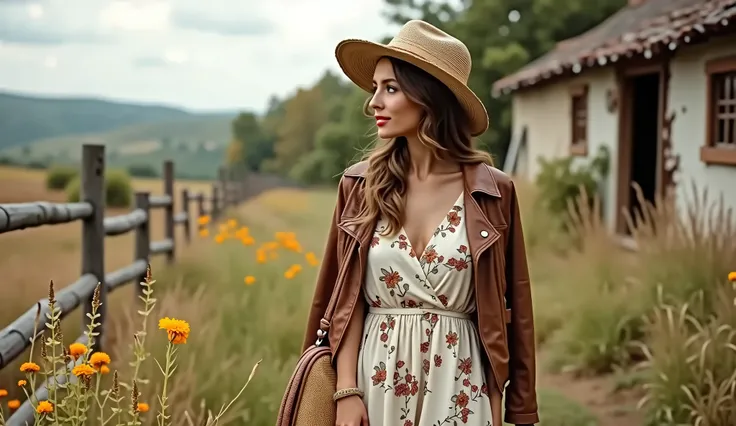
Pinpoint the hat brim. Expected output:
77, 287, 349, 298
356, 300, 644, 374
335, 38, 489, 137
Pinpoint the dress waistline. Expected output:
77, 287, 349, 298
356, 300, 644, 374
368, 307, 471, 320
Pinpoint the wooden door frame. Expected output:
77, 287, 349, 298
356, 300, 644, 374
614, 58, 670, 234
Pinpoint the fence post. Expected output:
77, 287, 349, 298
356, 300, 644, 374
197, 193, 206, 219
163, 160, 174, 264
211, 185, 220, 220
181, 188, 191, 243
218, 167, 228, 212
134, 192, 150, 297
81, 144, 106, 352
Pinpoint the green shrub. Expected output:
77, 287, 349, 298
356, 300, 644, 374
534, 145, 609, 221
45, 165, 78, 190
65, 169, 133, 208
127, 163, 158, 178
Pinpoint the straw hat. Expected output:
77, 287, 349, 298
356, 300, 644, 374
335, 19, 489, 136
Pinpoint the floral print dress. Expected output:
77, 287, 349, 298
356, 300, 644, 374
357, 192, 494, 426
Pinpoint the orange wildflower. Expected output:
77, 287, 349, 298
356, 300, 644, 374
89, 352, 111, 369
69, 342, 88, 359
17, 380, 26, 387
244, 276, 256, 285
137, 402, 150, 413
0, 389, 7, 397
20, 362, 40, 373
158, 317, 190, 344
72, 364, 96, 378
8, 399, 20, 410
36, 400, 53, 414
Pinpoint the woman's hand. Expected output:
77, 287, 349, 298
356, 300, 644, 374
335, 395, 369, 426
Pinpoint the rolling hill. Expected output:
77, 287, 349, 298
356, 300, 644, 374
0, 90, 240, 179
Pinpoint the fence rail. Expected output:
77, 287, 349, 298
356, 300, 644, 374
0, 144, 249, 425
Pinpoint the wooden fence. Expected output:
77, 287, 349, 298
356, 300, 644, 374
0, 144, 248, 425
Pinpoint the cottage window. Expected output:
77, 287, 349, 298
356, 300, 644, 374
702, 56, 736, 166
570, 85, 588, 156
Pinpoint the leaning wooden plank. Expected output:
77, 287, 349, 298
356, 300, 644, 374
103, 208, 148, 236
106, 260, 147, 291
0, 202, 93, 234
148, 194, 172, 208
5, 334, 89, 426
0, 274, 98, 369
150, 239, 173, 255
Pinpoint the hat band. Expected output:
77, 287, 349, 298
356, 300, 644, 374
388, 37, 469, 83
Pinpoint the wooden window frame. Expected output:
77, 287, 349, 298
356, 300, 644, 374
702, 55, 736, 166
570, 84, 589, 156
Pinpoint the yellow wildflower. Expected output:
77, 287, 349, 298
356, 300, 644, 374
159, 317, 190, 344
256, 249, 267, 264
8, 399, 20, 410
241, 236, 255, 246
244, 276, 256, 285
235, 226, 249, 236
0, 389, 7, 397
20, 362, 40, 373
305, 252, 319, 266
729, 271, 736, 282
72, 364, 96, 378
137, 402, 150, 413
17, 380, 26, 387
89, 352, 111, 369
100, 365, 110, 374
215, 234, 226, 244
69, 342, 88, 359
197, 215, 211, 226
36, 400, 53, 414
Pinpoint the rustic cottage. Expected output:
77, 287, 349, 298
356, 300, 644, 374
494, 0, 736, 234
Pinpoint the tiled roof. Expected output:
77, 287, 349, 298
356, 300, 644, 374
492, 0, 736, 96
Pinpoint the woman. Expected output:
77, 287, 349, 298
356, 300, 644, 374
302, 20, 538, 426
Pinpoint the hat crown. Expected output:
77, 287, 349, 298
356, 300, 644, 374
388, 20, 472, 84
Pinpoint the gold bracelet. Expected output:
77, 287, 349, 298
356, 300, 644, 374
333, 387, 364, 402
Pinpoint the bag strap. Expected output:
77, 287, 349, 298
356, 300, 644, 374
314, 241, 355, 347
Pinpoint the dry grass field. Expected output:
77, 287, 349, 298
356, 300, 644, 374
2, 165, 732, 426
0, 165, 214, 387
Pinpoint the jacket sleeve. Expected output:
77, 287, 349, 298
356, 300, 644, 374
503, 181, 539, 425
301, 175, 351, 353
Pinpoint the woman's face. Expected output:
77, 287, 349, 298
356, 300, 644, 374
369, 58, 423, 139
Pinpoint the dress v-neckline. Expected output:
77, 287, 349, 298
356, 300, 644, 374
401, 191, 464, 259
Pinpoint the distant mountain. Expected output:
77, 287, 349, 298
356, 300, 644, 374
0, 90, 236, 150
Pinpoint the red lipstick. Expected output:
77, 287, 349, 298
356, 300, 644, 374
375, 116, 390, 127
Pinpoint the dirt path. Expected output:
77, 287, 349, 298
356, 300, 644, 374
537, 351, 646, 425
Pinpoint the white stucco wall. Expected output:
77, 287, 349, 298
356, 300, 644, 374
668, 34, 736, 221
509, 68, 620, 230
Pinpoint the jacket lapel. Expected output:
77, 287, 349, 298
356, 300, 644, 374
462, 163, 502, 265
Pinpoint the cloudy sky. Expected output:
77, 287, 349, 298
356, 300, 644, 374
0, 0, 400, 113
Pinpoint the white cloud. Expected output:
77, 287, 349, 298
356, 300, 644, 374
0, 0, 400, 113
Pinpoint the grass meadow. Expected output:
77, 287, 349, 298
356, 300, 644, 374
1, 164, 734, 425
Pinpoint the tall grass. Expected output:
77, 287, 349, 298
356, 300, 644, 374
523, 178, 736, 424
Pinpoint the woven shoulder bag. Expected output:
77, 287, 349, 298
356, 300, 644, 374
275, 265, 350, 426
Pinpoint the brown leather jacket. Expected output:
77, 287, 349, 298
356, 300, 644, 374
302, 160, 539, 425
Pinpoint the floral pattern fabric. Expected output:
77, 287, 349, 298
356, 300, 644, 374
357, 192, 493, 426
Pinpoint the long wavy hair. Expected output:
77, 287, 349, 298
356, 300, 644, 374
349, 56, 493, 237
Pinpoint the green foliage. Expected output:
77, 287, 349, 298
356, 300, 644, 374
127, 163, 159, 178
45, 165, 79, 190
534, 146, 610, 219
65, 169, 133, 208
